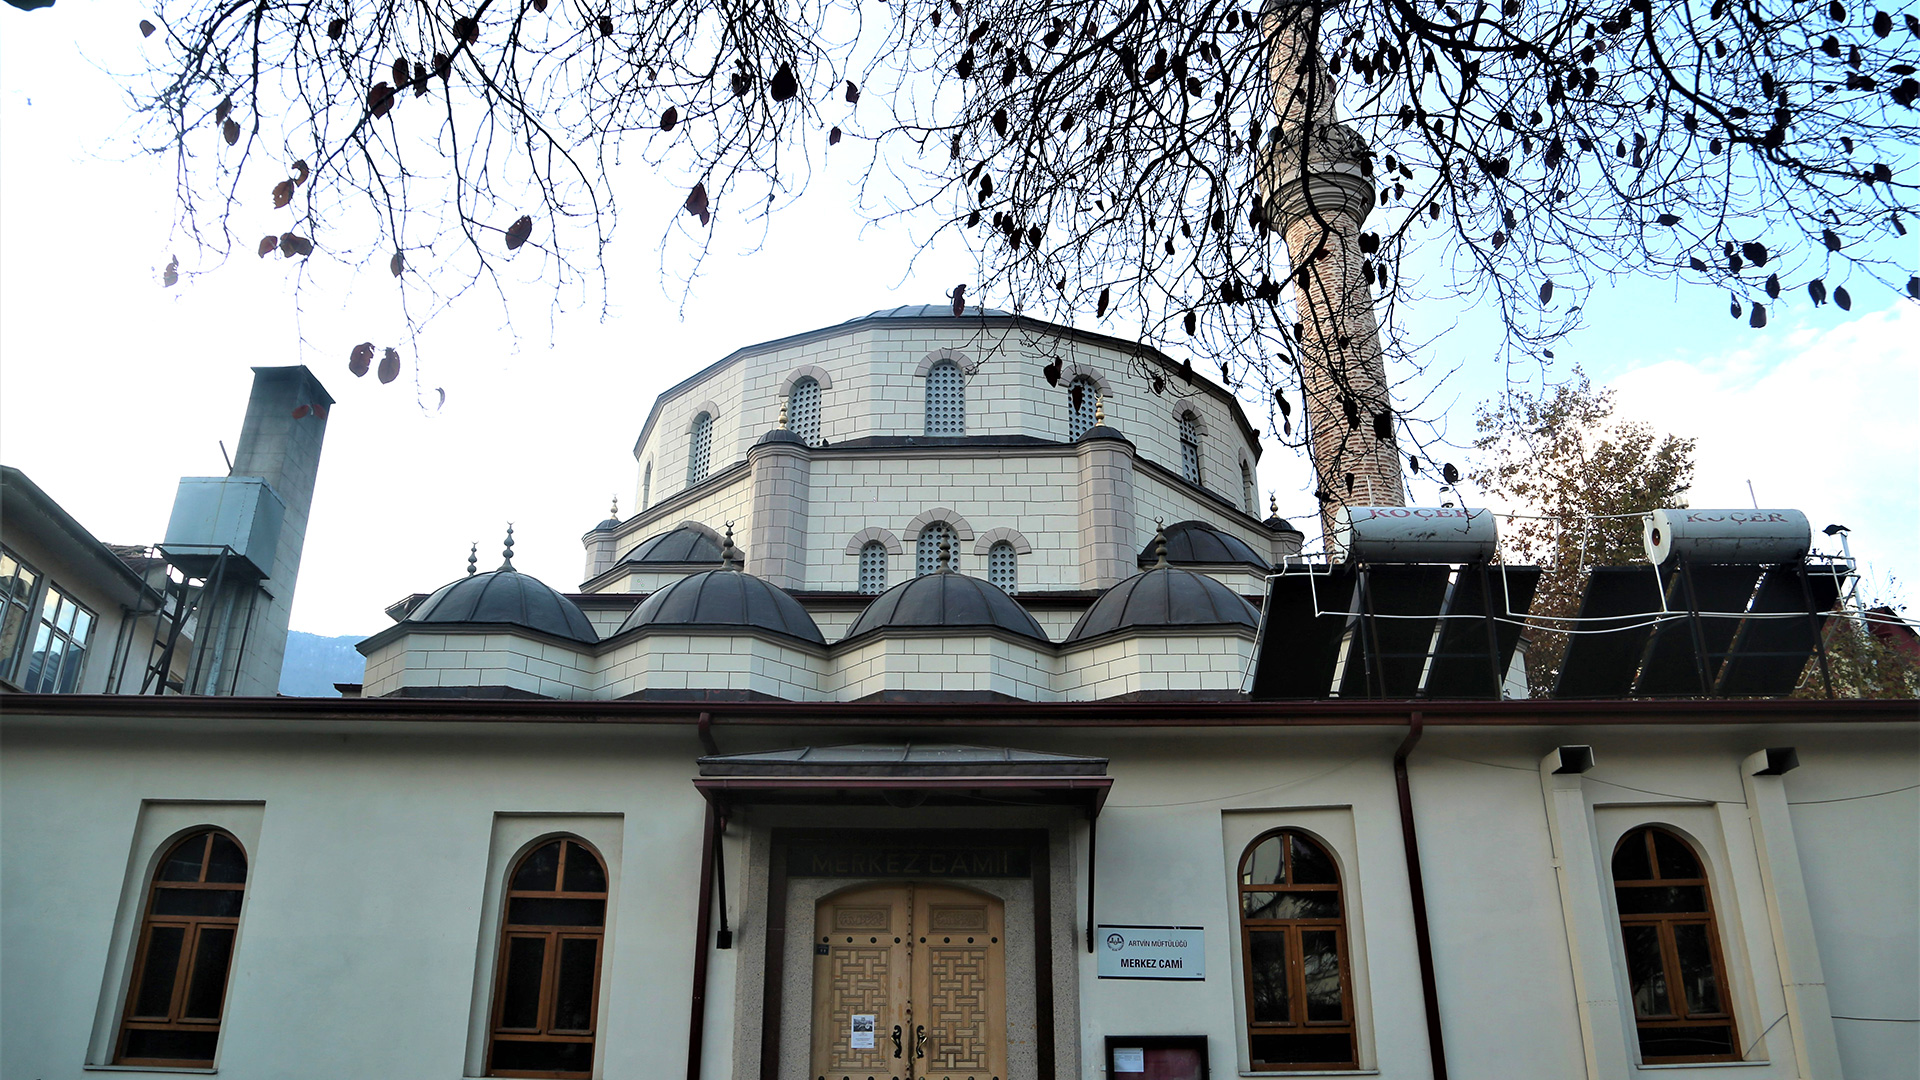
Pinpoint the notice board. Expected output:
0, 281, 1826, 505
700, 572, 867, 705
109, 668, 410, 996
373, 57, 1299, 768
1104, 1035, 1208, 1079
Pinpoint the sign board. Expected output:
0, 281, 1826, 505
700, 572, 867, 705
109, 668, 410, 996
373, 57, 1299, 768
1096, 924, 1205, 979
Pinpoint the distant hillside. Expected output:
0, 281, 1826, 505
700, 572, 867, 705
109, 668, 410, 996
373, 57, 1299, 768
278, 631, 366, 697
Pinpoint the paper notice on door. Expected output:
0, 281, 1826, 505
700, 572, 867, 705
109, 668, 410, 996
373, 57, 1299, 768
850, 1014, 876, 1049
1112, 1047, 1146, 1073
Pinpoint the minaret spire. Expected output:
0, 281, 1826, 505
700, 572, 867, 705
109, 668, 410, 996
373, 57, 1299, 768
1259, 0, 1407, 545
499, 524, 516, 571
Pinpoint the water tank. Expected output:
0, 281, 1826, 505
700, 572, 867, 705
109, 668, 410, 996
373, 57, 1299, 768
1333, 506, 1498, 563
163, 476, 286, 578
1642, 508, 1810, 565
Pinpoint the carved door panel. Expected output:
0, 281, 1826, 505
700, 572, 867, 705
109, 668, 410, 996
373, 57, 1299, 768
811, 884, 912, 1080
810, 884, 1007, 1080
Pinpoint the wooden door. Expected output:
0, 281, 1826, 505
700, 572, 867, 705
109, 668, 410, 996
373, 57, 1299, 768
810, 884, 1007, 1080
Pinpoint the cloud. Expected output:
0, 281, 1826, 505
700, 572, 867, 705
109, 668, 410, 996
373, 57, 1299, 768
1607, 304, 1919, 606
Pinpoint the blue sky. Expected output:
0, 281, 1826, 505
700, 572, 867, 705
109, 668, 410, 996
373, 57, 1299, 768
2, 1, 1913, 637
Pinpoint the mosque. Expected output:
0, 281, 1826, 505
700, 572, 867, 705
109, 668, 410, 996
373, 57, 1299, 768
2, 15, 1914, 1079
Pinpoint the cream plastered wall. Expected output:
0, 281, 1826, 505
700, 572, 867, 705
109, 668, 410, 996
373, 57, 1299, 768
1, 718, 1913, 1080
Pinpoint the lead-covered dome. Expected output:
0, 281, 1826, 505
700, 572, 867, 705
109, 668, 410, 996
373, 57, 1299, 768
1066, 566, 1259, 643
845, 572, 1048, 642
1138, 520, 1271, 570
617, 569, 824, 644
408, 568, 598, 644
619, 522, 733, 565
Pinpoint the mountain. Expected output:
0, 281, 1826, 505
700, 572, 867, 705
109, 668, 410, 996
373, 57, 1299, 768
277, 631, 366, 696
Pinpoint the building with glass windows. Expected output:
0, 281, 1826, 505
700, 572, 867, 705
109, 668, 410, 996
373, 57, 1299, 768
2, 306, 1914, 1080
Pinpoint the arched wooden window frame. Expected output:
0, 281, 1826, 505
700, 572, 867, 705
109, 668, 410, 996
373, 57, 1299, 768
1611, 825, 1742, 1064
486, 836, 609, 1079
1236, 828, 1358, 1071
116, 828, 248, 1068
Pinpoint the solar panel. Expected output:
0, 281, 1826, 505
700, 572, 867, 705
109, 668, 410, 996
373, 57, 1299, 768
1715, 562, 1850, 696
1551, 566, 1667, 698
1423, 565, 1543, 699
1337, 565, 1452, 697
1247, 565, 1355, 699
1631, 564, 1764, 696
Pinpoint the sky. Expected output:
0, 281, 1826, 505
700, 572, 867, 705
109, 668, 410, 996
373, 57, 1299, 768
2, 1, 1914, 638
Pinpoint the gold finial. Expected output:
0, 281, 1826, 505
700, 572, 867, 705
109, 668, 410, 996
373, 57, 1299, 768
1094, 391, 1105, 426
467, 542, 478, 576
499, 524, 516, 571
1152, 518, 1169, 569
610, 494, 619, 521
937, 533, 954, 573
1269, 492, 1279, 516
778, 399, 788, 430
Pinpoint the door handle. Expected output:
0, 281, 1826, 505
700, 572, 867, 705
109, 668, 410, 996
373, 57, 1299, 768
914, 1024, 926, 1058
892, 1024, 902, 1058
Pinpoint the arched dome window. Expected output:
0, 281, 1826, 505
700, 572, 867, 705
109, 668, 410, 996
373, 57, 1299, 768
487, 837, 608, 1078
686, 412, 713, 486
925, 360, 965, 436
640, 462, 652, 510
1612, 826, 1740, 1063
858, 541, 889, 595
1179, 410, 1203, 485
116, 829, 248, 1067
988, 540, 1017, 593
1068, 375, 1099, 438
789, 376, 821, 446
916, 522, 957, 576
1243, 461, 1257, 514
1237, 828, 1357, 1070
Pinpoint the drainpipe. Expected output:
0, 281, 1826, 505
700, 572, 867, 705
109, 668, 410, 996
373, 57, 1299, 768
686, 800, 719, 1080
1394, 711, 1448, 1080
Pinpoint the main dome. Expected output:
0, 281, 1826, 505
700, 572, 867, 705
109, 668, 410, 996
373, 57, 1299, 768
617, 569, 824, 644
1139, 520, 1271, 570
407, 569, 598, 644
845, 572, 1048, 643
1065, 566, 1259, 643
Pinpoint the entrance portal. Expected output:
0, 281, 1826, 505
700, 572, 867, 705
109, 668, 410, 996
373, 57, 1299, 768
809, 883, 1007, 1080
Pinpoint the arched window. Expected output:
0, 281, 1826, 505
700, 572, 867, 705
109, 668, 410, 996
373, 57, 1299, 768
925, 359, 965, 436
988, 540, 1017, 593
686, 412, 712, 487
488, 837, 608, 1078
1612, 827, 1739, 1063
1067, 375, 1099, 438
116, 829, 248, 1067
858, 541, 889, 595
1179, 410, 1203, 485
640, 462, 652, 510
916, 522, 957, 575
789, 376, 822, 446
1237, 829, 1356, 1070
1243, 461, 1257, 514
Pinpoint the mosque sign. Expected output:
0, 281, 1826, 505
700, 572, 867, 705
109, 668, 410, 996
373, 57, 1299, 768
1096, 925, 1205, 980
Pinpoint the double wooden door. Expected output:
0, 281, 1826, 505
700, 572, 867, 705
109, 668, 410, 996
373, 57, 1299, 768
810, 883, 1007, 1080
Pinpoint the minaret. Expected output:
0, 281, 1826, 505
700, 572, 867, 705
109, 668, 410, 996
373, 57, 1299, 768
1259, 0, 1407, 545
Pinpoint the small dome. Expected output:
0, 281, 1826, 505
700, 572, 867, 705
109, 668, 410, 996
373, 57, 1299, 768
408, 569, 598, 644
1138, 520, 1272, 570
593, 517, 622, 532
755, 427, 807, 448
619, 522, 733, 565
1066, 566, 1259, 643
1265, 514, 1300, 534
618, 569, 824, 644
846, 572, 1048, 643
